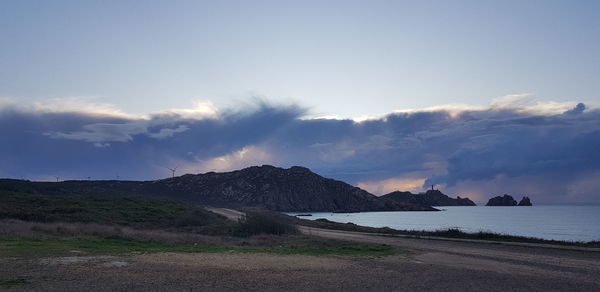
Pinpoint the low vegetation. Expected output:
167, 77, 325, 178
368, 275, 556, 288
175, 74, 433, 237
234, 211, 299, 237
298, 218, 600, 248
0, 191, 302, 238
0, 192, 400, 257
0, 235, 399, 258
0, 278, 27, 288
419, 228, 600, 248
0, 191, 230, 233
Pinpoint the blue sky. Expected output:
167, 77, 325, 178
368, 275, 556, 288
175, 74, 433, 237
1, 1, 599, 203
1, 0, 599, 117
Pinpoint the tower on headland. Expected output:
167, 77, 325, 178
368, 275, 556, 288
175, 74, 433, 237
431, 184, 434, 191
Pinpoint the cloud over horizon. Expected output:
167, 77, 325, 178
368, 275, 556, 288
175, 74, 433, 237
2, 96, 599, 204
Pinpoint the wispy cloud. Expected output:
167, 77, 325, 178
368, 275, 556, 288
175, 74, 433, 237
32, 97, 134, 118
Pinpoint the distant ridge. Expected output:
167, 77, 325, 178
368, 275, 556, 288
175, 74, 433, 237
0, 165, 437, 212
381, 189, 476, 206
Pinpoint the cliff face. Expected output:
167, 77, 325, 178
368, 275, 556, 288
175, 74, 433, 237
381, 190, 476, 206
486, 194, 518, 206
0, 165, 437, 212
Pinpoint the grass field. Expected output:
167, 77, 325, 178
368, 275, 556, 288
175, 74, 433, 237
0, 235, 400, 258
0, 192, 398, 258
0, 192, 402, 258
0, 278, 27, 288
0, 191, 230, 232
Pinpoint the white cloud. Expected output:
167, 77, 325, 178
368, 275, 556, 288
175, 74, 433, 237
491, 93, 579, 115
194, 146, 275, 173
155, 101, 219, 120
491, 93, 537, 109
0, 97, 16, 107
45, 122, 148, 142
45, 121, 192, 143
32, 97, 134, 118
147, 125, 190, 139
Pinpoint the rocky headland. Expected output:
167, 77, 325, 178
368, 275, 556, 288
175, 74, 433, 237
381, 189, 476, 206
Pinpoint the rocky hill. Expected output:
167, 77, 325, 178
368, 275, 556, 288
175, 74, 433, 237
0, 165, 437, 212
381, 189, 476, 206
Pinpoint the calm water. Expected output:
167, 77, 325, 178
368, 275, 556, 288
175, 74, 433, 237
288, 205, 600, 242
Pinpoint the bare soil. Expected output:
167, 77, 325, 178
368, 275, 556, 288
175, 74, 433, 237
2, 247, 599, 291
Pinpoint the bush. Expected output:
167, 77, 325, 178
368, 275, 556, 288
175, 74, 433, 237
234, 212, 298, 237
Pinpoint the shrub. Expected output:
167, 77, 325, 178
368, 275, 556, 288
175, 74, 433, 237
234, 212, 298, 237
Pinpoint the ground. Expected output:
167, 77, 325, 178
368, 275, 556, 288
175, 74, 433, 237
2, 246, 599, 291
1, 208, 599, 291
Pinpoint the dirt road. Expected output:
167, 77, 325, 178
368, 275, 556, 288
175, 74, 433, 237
300, 226, 600, 285
205, 207, 244, 221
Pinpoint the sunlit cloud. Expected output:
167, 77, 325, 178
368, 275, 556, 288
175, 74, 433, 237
0, 97, 16, 107
357, 177, 427, 196
156, 101, 219, 120
421, 104, 487, 118
491, 93, 580, 115
32, 97, 134, 118
195, 145, 275, 173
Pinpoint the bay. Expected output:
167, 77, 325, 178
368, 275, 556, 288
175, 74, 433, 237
288, 205, 600, 242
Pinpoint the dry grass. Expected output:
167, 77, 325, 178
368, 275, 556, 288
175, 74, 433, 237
0, 219, 235, 245
0, 219, 317, 247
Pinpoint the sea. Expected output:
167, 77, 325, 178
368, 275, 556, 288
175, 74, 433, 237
288, 205, 600, 242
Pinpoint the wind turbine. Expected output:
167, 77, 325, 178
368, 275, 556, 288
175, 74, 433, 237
167, 166, 179, 178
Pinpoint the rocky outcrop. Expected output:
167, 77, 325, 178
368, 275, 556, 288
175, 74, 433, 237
0, 165, 438, 212
381, 190, 476, 206
518, 196, 533, 206
486, 194, 518, 206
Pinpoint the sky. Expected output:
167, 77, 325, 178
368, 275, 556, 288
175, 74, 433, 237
1, 1, 599, 204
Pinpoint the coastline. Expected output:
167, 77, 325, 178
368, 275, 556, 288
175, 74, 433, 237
288, 205, 600, 243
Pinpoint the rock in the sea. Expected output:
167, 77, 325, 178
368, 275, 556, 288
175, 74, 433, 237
518, 196, 533, 206
486, 194, 518, 206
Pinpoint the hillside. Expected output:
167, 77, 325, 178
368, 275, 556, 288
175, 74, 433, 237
0, 165, 437, 212
0, 191, 229, 231
381, 189, 476, 206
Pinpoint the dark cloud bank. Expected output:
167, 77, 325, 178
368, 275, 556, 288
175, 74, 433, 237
2, 100, 599, 204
